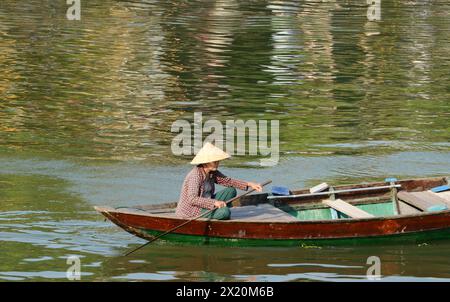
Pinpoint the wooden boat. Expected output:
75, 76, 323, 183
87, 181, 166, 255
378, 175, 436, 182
95, 176, 450, 246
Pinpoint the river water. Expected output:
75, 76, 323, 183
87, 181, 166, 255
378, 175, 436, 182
0, 0, 449, 281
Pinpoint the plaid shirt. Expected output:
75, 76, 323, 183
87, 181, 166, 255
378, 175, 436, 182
175, 167, 248, 218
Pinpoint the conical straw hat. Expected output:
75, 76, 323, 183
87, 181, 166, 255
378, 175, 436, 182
190, 142, 230, 165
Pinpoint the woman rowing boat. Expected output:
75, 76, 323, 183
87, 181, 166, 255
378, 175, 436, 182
175, 142, 262, 220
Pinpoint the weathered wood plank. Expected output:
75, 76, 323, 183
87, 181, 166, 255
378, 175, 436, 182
398, 191, 448, 211
322, 199, 374, 218
398, 201, 422, 215
429, 191, 450, 205
310, 182, 329, 193
422, 192, 449, 204
398, 192, 431, 210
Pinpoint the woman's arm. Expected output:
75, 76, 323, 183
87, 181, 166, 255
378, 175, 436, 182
214, 170, 249, 191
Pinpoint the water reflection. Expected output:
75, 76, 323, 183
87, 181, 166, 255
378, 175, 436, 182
98, 243, 450, 282
0, 0, 448, 163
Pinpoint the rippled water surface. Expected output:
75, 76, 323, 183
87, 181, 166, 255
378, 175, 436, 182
0, 0, 449, 281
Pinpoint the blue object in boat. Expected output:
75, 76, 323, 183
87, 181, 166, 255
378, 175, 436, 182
430, 185, 450, 193
271, 186, 291, 196
385, 177, 398, 183
427, 205, 448, 212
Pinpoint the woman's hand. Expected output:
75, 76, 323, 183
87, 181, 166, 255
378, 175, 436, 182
214, 201, 227, 208
247, 182, 263, 192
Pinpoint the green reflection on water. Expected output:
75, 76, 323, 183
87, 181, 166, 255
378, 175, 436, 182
0, 0, 449, 163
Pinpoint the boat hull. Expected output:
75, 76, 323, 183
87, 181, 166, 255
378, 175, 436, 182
98, 208, 450, 247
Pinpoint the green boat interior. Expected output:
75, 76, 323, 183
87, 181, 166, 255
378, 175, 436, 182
125, 177, 450, 222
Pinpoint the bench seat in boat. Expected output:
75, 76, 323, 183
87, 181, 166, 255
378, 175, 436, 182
322, 199, 374, 219
398, 191, 450, 211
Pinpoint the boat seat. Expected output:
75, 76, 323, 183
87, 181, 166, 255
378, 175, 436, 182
431, 191, 450, 203
230, 204, 299, 222
322, 199, 374, 219
397, 191, 450, 211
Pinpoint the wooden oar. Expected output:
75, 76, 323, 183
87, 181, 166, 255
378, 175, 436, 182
123, 179, 272, 256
